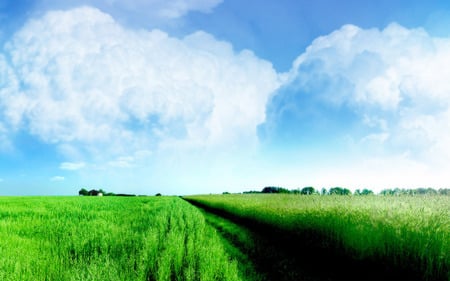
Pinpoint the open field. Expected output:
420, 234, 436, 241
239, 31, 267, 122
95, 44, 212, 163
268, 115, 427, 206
184, 194, 450, 281
0, 196, 240, 281
0, 194, 448, 281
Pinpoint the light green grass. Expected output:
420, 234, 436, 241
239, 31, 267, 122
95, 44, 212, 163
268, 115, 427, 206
0, 196, 240, 281
184, 194, 450, 281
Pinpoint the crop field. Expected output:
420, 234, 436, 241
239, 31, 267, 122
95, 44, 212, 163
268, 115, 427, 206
184, 194, 450, 281
0, 196, 240, 281
0, 195, 448, 281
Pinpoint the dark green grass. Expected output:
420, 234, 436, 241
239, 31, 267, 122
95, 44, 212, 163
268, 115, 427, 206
184, 194, 450, 281
197, 209, 264, 281
198, 206, 324, 281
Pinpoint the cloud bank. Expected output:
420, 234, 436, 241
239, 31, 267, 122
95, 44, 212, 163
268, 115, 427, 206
0, 7, 279, 163
260, 23, 450, 188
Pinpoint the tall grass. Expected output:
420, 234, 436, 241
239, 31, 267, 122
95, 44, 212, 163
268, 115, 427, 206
0, 196, 240, 281
184, 194, 449, 281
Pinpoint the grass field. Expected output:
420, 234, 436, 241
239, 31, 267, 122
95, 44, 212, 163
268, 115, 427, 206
0, 195, 448, 281
184, 194, 450, 281
0, 196, 241, 281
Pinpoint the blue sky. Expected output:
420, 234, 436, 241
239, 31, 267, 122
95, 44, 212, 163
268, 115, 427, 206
1, 0, 450, 195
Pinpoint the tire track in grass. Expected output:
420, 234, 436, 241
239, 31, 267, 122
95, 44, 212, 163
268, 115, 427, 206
185, 197, 425, 281
196, 209, 264, 281
191, 201, 332, 281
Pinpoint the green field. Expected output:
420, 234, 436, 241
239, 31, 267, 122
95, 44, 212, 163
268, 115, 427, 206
0, 195, 448, 281
184, 194, 450, 281
0, 196, 240, 281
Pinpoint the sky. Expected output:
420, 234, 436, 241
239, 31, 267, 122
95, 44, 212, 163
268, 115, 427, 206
1, 0, 450, 195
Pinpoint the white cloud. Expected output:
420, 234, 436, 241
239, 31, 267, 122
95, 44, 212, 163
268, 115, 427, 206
60, 162, 86, 170
262, 24, 450, 187
283, 23, 450, 169
50, 176, 65, 182
1, 7, 280, 160
0, 55, 18, 152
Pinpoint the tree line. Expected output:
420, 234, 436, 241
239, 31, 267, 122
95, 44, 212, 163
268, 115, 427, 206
78, 188, 137, 197
237, 186, 450, 196
78, 188, 163, 197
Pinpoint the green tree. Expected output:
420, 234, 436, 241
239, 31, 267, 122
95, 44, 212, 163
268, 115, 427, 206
361, 189, 374, 195
300, 186, 316, 195
329, 187, 351, 195
262, 186, 290, 194
78, 188, 89, 196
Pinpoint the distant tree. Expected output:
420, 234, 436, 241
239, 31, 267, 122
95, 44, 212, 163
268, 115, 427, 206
416, 188, 428, 195
321, 188, 328, 195
329, 187, 351, 195
426, 188, 438, 195
355, 189, 373, 195
155, 193, 162, 196
262, 186, 290, 194
329, 187, 340, 195
222, 192, 230, 195
393, 188, 403, 196
78, 188, 89, 196
300, 187, 316, 195
88, 189, 100, 196
262, 186, 275, 193
361, 189, 374, 195
380, 189, 393, 195
379, 188, 441, 196
438, 188, 450, 195
404, 189, 415, 195
380, 188, 403, 196
291, 189, 301, 194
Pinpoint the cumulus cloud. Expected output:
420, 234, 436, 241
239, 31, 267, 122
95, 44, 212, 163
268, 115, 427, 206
59, 162, 86, 170
262, 23, 450, 175
0, 7, 279, 161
